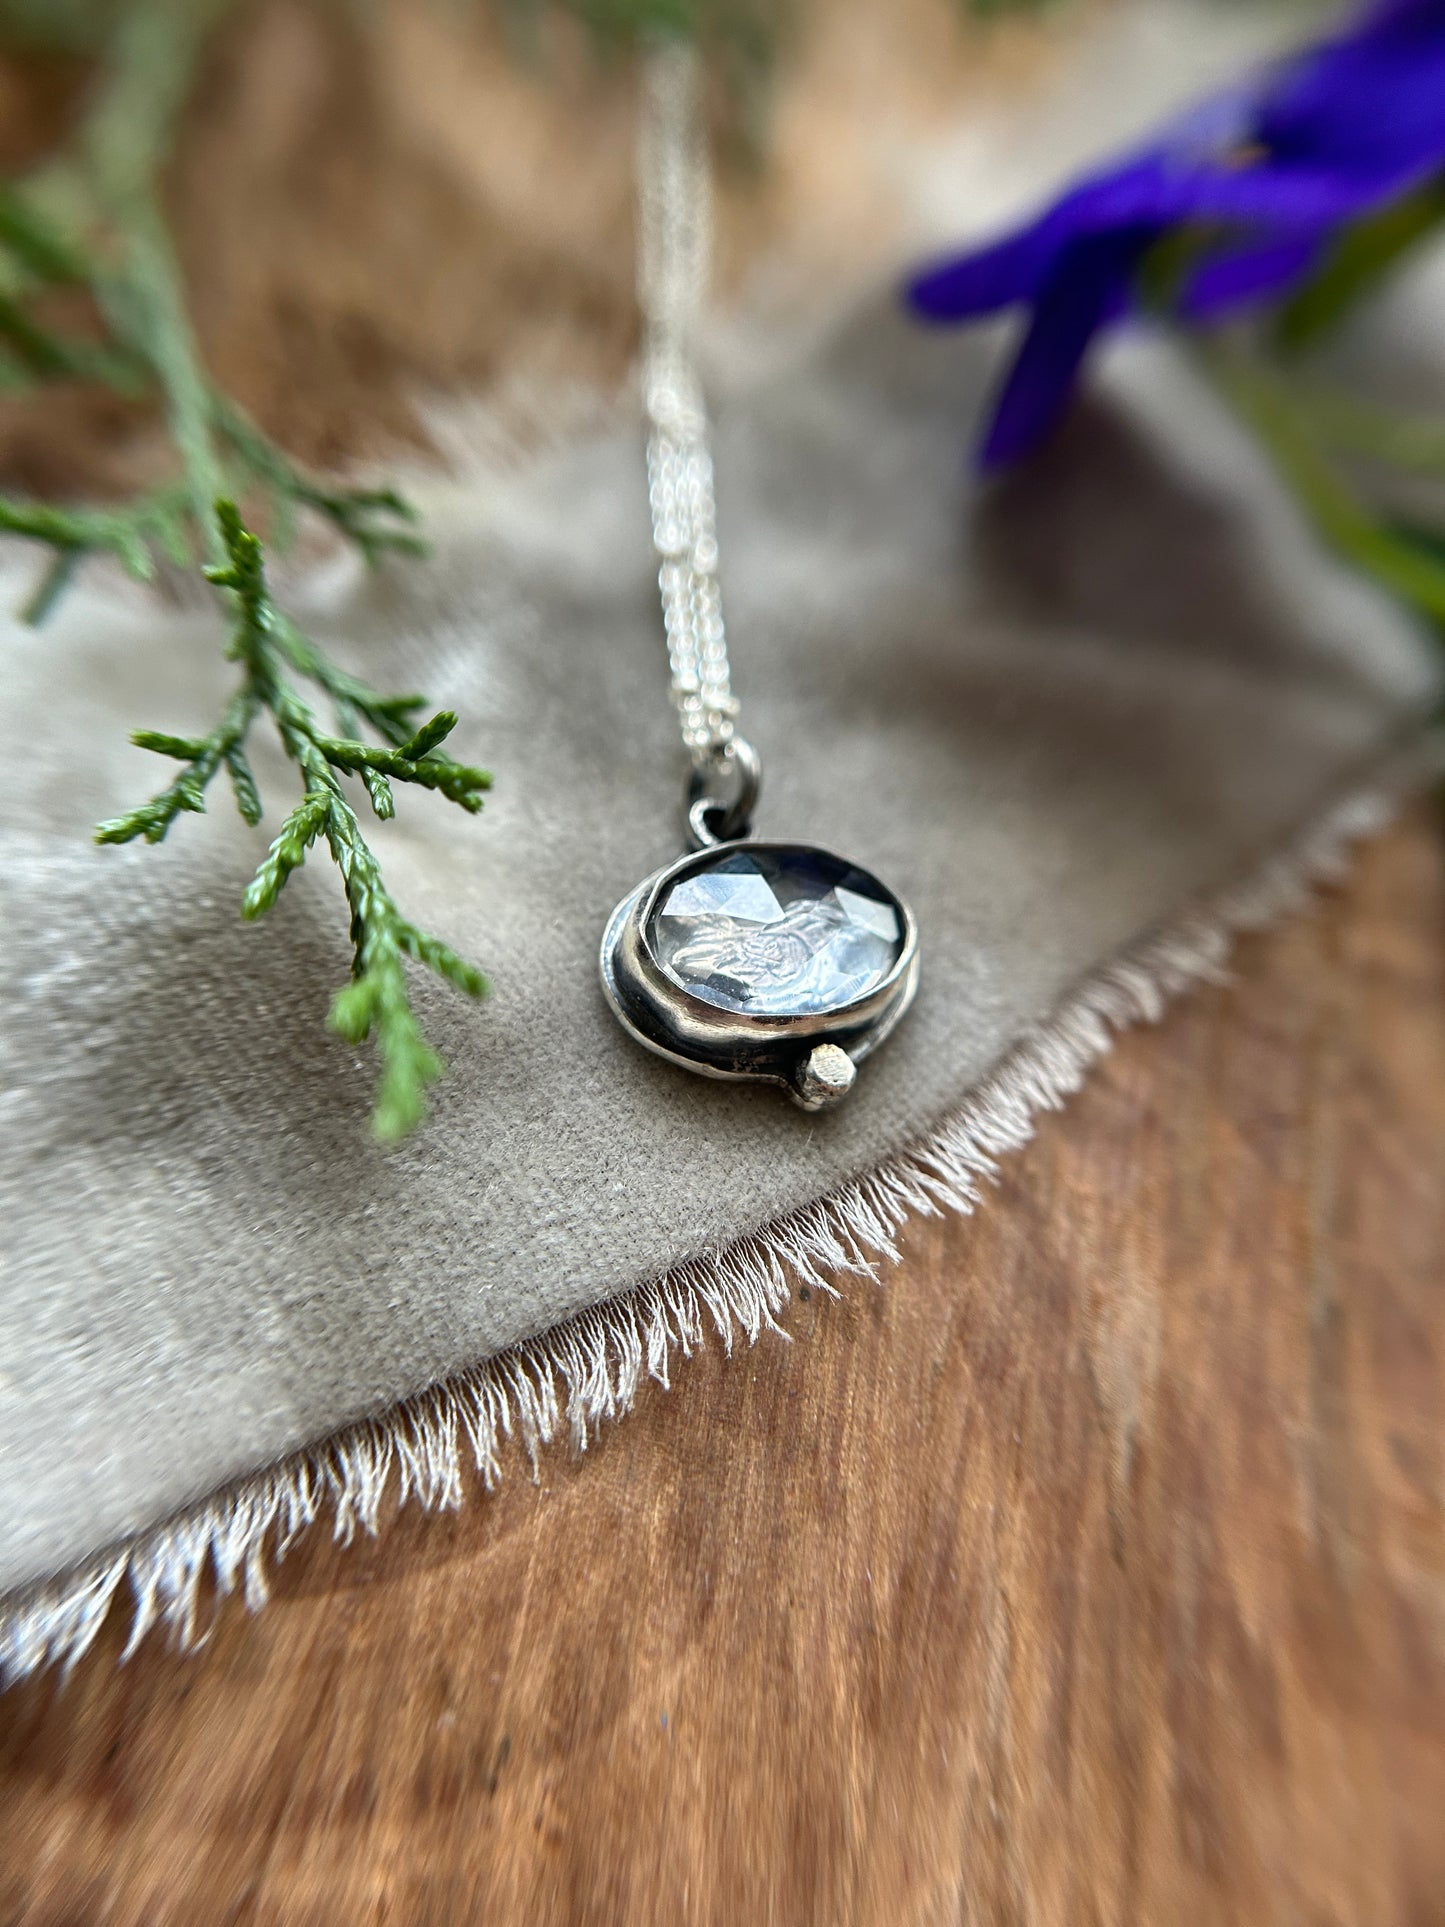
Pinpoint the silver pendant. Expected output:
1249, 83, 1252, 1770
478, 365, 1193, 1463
600, 743, 918, 1111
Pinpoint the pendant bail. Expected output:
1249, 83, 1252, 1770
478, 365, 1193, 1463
685, 736, 762, 849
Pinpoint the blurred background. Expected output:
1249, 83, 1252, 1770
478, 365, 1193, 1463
0, 0, 1314, 499
1, 4, 1442, 1923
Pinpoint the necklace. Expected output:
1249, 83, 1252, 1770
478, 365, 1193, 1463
600, 44, 920, 1111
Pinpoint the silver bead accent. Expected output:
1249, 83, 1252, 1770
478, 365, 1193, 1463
795, 1045, 858, 1111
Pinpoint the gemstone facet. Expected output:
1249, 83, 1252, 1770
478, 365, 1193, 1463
601, 837, 919, 1106
648, 847, 904, 1017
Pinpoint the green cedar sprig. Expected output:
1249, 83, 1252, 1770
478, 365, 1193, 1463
98, 503, 491, 1141
0, 177, 425, 599
0, 2, 492, 1139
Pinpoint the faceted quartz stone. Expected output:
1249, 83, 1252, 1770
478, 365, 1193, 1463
650, 846, 904, 1018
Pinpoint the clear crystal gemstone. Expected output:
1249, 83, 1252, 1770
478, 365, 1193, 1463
650, 847, 904, 1017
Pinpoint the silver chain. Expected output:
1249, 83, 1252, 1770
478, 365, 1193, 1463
637, 43, 741, 778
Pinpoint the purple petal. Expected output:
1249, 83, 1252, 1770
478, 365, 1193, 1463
1040, 137, 1409, 237
1137, 155, 1410, 229
1182, 232, 1324, 317
903, 0, 1445, 473
1348, 0, 1445, 27
978, 235, 1140, 471
906, 224, 1058, 320
912, 149, 1401, 332
1220, 0, 1445, 191
904, 154, 1172, 321
1263, 39, 1445, 180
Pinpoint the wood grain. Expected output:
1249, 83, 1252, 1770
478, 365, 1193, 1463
2, 806, 1441, 1926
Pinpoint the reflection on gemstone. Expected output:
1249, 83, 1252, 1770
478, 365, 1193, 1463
650, 847, 904, 1017
660, 868, 783, 926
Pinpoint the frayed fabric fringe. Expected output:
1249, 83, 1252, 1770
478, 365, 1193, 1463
2, 740, 1437, 1688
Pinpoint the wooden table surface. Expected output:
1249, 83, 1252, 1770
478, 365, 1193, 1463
2, 806, 1441, 1924
2, 8, 1443, 1921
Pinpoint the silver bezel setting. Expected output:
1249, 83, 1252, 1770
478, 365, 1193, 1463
600, 839, 919, 1110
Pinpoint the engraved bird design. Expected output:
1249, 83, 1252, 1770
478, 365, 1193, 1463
667, 898, 844, 1002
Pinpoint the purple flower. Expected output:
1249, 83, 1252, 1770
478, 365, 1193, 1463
906, 0, 1445, 470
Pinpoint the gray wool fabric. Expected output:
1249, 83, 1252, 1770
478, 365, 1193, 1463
0, 299, 1438, 1607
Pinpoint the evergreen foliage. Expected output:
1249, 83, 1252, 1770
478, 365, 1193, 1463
0, 0, 490, 1139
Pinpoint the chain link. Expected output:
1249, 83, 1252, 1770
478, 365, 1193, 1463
637, 42, 740, 772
